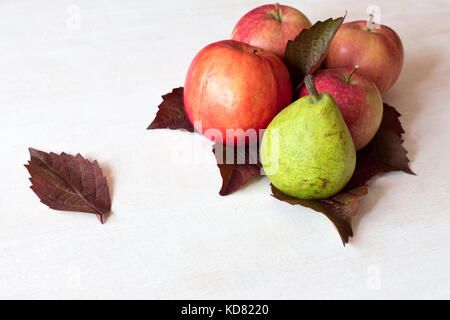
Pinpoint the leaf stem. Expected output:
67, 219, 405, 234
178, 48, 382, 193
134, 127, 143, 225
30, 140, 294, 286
305, 75, 320, 103
345, 65, 359, 83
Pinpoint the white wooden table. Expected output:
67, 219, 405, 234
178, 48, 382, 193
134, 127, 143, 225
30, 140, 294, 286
0, 0, 449, 299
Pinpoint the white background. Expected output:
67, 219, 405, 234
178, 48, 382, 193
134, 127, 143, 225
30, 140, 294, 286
0, 0, 449, 299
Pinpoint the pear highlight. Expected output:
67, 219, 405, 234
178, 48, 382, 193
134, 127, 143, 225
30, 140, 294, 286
261, 75, 356, 199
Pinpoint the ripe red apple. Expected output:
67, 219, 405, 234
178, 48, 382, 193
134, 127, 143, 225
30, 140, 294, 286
184, 40, 292, 146
231, 3, 311, 57
299, 66, 383, 150
324, 20, 404, 93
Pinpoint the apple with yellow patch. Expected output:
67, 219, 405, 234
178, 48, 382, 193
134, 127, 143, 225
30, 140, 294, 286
324, 19, 404, 93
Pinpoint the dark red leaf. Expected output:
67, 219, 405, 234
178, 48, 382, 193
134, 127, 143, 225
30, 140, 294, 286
147, 87, 195, 132
213, 143, 261, 196
25, 148, 111, 223
271, 184, 368, 245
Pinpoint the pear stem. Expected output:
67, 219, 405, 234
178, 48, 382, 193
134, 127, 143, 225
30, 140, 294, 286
345, 65, 359, 83
304, 75, 320, 103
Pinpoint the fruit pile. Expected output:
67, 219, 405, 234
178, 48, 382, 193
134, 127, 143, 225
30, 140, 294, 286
149, 3, 412, 244
185, 3, 403, 197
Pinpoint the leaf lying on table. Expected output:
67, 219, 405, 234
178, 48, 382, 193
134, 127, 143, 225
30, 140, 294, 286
272, 184, 368, 245
213, 143, 261, 196
25, 148, 111, 224
284, 16, 344, 88
147, 87, 195, 132
270, 103, 414, 245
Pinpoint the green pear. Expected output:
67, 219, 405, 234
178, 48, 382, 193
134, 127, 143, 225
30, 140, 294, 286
260, 75, 356, 199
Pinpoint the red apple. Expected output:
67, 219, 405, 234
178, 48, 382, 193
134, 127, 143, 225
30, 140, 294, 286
231, 3, 311, 58
299, 66, 383, 150
324, 20, 404, 93
184, 40, 292, 146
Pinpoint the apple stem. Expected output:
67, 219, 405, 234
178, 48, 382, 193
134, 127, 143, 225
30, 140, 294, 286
274, 3, 284, 22
345, 65, 359, 83
304, 75, 320, 103
367, 13, 374, 31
